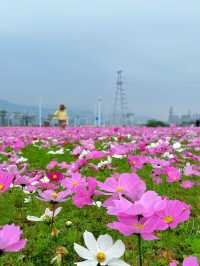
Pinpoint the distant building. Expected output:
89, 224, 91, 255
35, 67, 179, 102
168, 107, 200, 125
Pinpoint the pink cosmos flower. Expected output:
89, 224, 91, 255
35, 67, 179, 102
182, 256, 199, 266
0, 171, 14, 193
47, 160, 58, 170
0, 224, 27, 252
38, 189, 71, 202
68, 159, 87, 173
184, 163, 194, 176
72, 177, 97, 208
61, 172, 86, 193
180, 180, 194, 189
47, 171, 64, 182
106, 191, 166, 218
169, 256, 199, 266
156, 200, 191, 230
98, 173, 146, 202
128, 155, 146, 170
85, 150, 107, 160
108, 215, 159, 240
127, 191, 167, 218
165, 166, 181, 183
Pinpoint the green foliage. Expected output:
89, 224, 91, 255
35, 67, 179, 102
146, 120, 169, 127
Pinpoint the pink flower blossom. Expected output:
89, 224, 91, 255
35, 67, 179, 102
98, 173, 146, 202
108, 216, 159, 240
0, 171, 14, 193
180, 180, 194, 189
72, 177, 97, 208
165, 166, 181, 183
156, 200, 191, 230
61, 172, 86, 192
47, 160, 58, 170
38, 189, 71, 202
169, 256, 199, 266
0, 224, 27, 252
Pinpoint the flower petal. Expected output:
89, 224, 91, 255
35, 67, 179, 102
74, 243, 94, 260
75, 260, 98, 266
26, 216, 43, 222
106, 240, 125, 259
4, 239, 27, 252
108, 259, 130, 266
97, 234, 113, 252
83, 231, 97, 254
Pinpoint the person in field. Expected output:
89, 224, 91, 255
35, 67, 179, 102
53, 104, 68, 129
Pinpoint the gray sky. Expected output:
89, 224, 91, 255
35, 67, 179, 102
0, 0, 200, 119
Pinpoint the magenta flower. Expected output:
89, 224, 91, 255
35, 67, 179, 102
0, 171, 14, 193
0, 224, 27, 252
165, 166, 181, 183
47, 171, 64, 182
72, 177, 97, 208
128, 155, 146, 170
38, 189, 71, 202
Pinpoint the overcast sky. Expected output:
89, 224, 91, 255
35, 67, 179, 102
0, 0, 200, 119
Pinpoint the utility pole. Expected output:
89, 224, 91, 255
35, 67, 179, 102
39, 98, 42, 127
97, 98, 102, 127
113, 70, 129, 126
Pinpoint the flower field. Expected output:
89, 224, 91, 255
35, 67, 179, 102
0, 126, 199, 266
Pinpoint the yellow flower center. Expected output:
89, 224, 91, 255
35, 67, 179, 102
51, 192, 58, 199
96, 251, 106, 263
133, 224, 144, 230
163, 216, 174, 224
52, 174, 58, 180
72, 180, 78, 187
0, 183, 4, 190
115, 186, 124, 192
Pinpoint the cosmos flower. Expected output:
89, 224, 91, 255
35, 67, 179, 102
98, 173, 146, 202
38, 189, 71, 202
169, 256, 199, 266
0, 171, 14, 193
156, 200, 191, 230
0, 224, 27, 252
108, 215, 159, 240
27, 207, 62, 222
47, 171, 65, 182
74, 231, 130, 266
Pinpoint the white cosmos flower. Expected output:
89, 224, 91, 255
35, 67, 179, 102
172, 142, 181, 150
27, 207, 62, 222
41, 176, 50, 183
24, 196, 32, 203
92, 201, 102, 208
48, 148, 64, 154
16, 156, 28, 163
74, 231, 130, 266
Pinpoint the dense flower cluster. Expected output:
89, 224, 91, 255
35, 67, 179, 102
0, 126, 199, 265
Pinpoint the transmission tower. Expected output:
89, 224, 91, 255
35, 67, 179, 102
113, 70, 129, 126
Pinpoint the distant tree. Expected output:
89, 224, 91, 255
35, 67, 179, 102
146, 119, 168, 127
